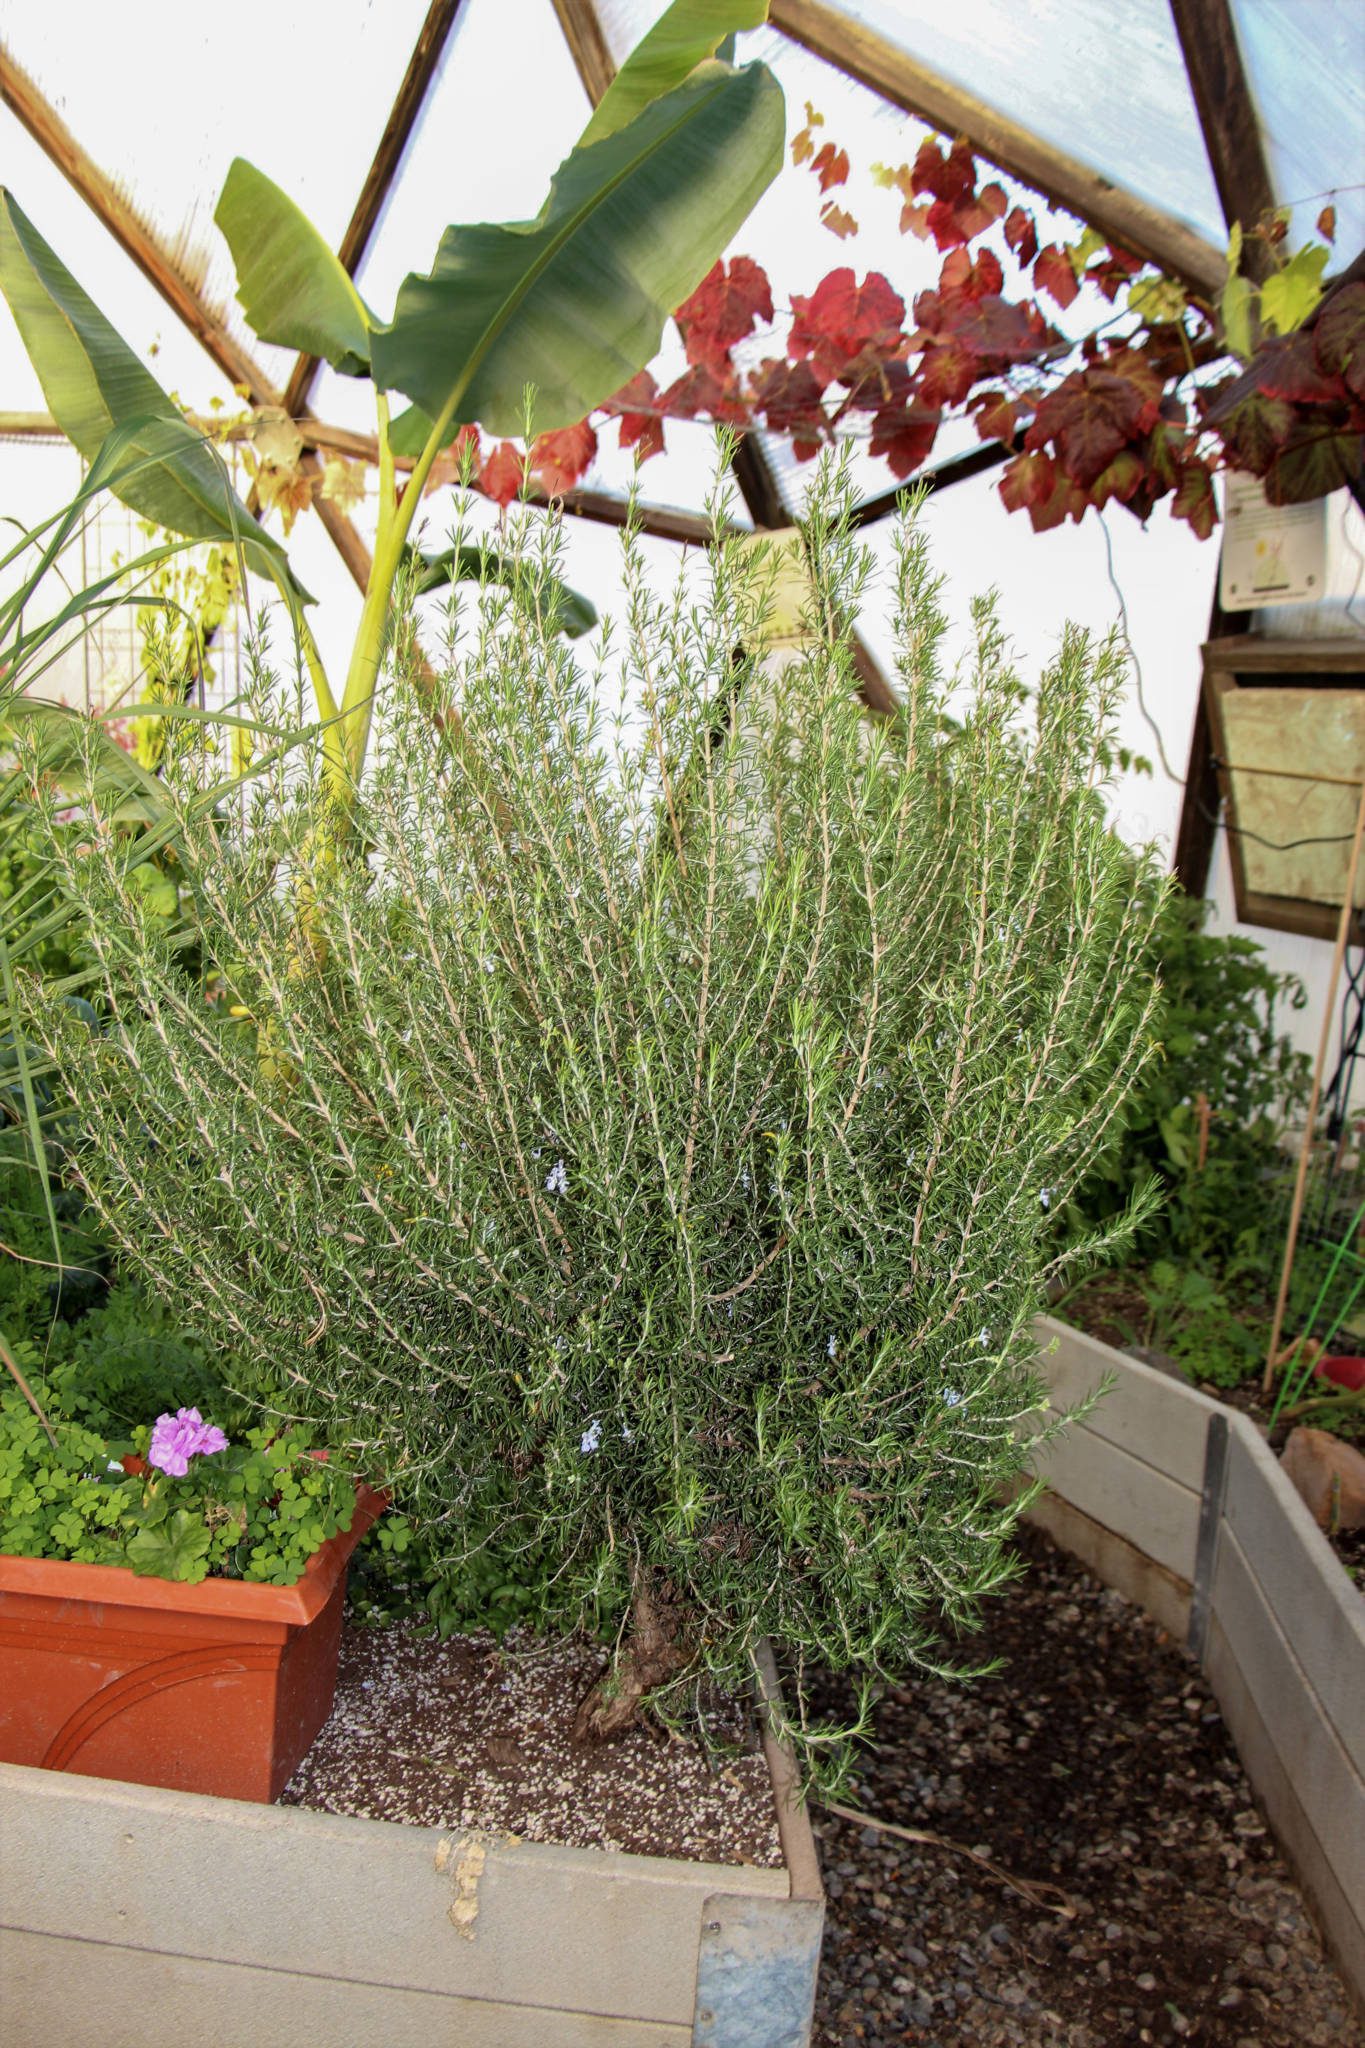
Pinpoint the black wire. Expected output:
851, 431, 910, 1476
1324, 945, 1365, 1143
1098, 510, 1365, 855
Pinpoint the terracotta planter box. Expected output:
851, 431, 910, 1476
0, 1642, 824, 2048
0, 1485, 385, 1803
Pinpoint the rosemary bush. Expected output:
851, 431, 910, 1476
25, 470, 1163, 1754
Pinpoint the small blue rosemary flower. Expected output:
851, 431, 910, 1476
943, 1388, 964, 1408
580, 1419, 602, 1454
545, 1159, 569, 1197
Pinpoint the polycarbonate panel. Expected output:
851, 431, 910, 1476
1, 0, 435, 398
354, 0, 592, 324
843, 0, 1224, 243
1233, 0, 1365, 256
0, 108, 245, 419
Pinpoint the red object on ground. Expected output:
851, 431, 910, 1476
0, 1485, 385, 1802
1314, 1354, 1365, 1392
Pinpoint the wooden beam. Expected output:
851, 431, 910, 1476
1168, 0, 1276, 280
549, 0, 617, 107
281, 0, 467, 422
547, 0, 898, 715
547, 0, 789, 533
1, 46, 267, 401
3, 409, 728, 548
0, 43, 374, 591
768, 0, 1227, 300
850, 436, 1018, 528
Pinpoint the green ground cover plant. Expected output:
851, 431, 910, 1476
0, 1304, 357, 1587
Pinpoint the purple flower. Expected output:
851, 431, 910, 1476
147, 1407, 229, 1478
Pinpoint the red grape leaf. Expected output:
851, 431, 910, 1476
925, 181, 1007, 251
676, 257, 774, 373
1087, 246, 1143, 303
658, 363, 747, 424
1004, 206, 1039, 269
788, 269, 905, 383
811, 142, 850, 194
1255, 328, 1346, 406
971, 389, 1017, 443
423, 422, 482, 495
910, 136, 976, 203
1027, 468, 1090, 531
937, 247, 1004, 310
1214, 390, 1295, 474
1027, 363, 1162, 488
1315, 282, 1365, 401
820, 201, 860, 239
999, 450, 1055, 514
531, 421, 598, 496
1090, 447, 1147, 510
1262, 425, 1365, 505
603, 370, 665, 463
479, 441, 525, 507
1034, 245, 1080, 311
917, 337, 978, 407
751, 357, 828, 455
952, 297, 1046, 363
870, 400, 940, 478
1171, 461, 1217, 538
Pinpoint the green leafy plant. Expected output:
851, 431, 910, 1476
1130, 1257, 1264, 1388
0, 1368, 356, 1586
0, 0, 784, 819
1071, 882, 1308, 1266
21, 464, 1163, 1760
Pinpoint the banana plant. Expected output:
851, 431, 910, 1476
0, 0, 782, 822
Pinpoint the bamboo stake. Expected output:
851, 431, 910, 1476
1263, 770, 1365, 1393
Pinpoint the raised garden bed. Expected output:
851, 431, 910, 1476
1022, 1316, 1365, 2010
2, 1316, 1359, 2043
0, 1641, 823, 2048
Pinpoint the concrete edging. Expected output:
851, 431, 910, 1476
1027, 1315, 1365, 2007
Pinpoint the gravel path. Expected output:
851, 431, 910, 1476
807, 1527, 1362, 2047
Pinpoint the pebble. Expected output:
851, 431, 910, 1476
808, 1526, 1362, 2048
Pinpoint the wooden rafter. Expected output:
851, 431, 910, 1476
1, 409, 732, 547
0, 42, 374, 592
547, 0, 898, 715
850, 438, 1020, 529
549, 0, 617, 108
769, 0, 1227, 300
1165, 3, 1275, 890
281, 0, 468, 422
1168, 0, 1276, 274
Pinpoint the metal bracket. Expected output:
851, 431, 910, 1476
1187, 1410, 1229, 1666
692, 1891, 825, 2048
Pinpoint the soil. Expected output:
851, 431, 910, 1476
809, 1526, 1362, 2048
281, 1621, 782, 1866
285, 1527, 1361, 2045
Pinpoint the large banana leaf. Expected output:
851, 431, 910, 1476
403, 543, 598, 638
580, 0, 768, 146
0, 191, 308, 606
215, 160, 372, 375
371, 58, 782, 443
